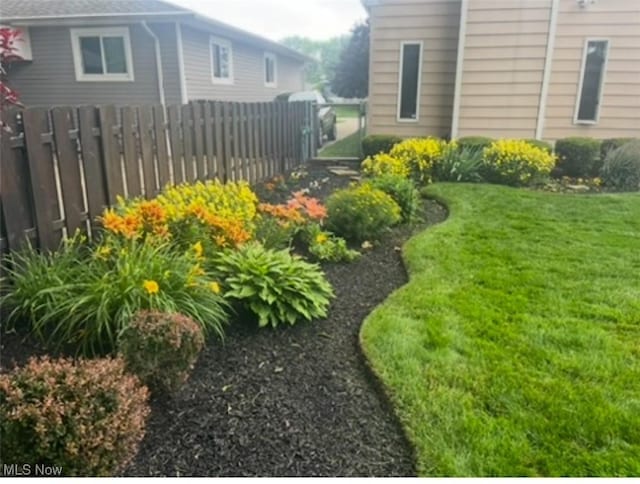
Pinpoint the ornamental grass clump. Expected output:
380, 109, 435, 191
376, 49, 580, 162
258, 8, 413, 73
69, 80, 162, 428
210, 242, 334, 328
482, 138, 556, 186
101, 180, 258, 252
1, 234, 229, 356
600, 140, 640, 191
326, 184, 402, 242
118, 310, 205, 394
0, 356, 149, 476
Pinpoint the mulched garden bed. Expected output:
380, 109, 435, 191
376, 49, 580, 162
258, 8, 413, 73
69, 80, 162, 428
1, 161, 448, 477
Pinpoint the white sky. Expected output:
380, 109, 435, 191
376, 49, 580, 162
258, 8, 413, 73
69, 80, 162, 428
169, 0, 368, 41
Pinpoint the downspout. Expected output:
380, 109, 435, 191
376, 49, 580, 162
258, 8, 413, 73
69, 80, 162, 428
535, 0, 560, 140
450, 0, 469, 139
140, 21, 166, 106
175, 22, 188, 105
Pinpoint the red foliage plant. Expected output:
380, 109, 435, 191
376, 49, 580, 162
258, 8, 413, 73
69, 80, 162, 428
0, 27, 24, 110
0, 356, 150, 476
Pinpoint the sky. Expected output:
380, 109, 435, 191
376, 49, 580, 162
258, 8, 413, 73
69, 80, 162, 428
169, 0, 368, 41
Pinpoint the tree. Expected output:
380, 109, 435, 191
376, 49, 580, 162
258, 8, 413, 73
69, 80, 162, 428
281, 35, 348, 91
330, 20, 369, 99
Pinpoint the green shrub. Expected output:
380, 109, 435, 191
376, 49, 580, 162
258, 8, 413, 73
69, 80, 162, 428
482, 139, 556, 186
361, 134, 402, 158
366, 174, 420, 222
210, 243, 334, 328
554, 137, 601, 177
523, 139, 553, 153
1, 235, 229, 355
118, 311, 205, 394
432, 144, 484, 183
457, 136, 494, 151
326, 184, 402, 242
0, 356, 149, 476
601, 138, 636, 157
303, 224, 360, 263
600, 140, 640, 191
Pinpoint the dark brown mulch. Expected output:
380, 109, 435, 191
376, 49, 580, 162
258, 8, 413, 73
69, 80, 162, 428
1, 161, 449, 477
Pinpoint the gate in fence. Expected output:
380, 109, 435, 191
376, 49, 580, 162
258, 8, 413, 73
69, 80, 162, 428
0, 100, 316, 253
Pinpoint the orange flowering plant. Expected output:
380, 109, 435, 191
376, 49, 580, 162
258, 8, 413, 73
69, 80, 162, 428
255, 191, 328, 249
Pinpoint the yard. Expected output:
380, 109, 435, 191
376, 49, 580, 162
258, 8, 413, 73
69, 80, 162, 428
361, 183, 640, 476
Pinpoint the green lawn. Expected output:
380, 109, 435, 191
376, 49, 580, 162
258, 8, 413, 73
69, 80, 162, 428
318, 129, 362, 158
334, 104, 360, 121
360, 184, 640, 476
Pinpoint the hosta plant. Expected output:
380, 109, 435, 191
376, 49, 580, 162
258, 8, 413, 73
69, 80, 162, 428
210, 242, 334, 328
1, 234, 229, 355
0, 356, 149, 476
119, 310, 205, 394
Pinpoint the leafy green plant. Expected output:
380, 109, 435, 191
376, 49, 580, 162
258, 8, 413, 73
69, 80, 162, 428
600, 138, 637, 174
554, 137, 601, 177
366, 174, 420, 221
362, 134, 403, 158
600, 140, 640, 191
432, 144, 484, 183
0, 356, 149, 476
482, 139, 556, 186
254, 213, 298, 250
210, 243, 334, 328
304, 224, 360, 262
326, 184, 402, 242
457, 136, 494, 151
118, 310, 205, 394
1, 235, 229, 355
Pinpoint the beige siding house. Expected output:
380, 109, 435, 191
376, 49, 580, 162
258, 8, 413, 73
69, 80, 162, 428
1, 0, 307, 107
365, 0, 640, 141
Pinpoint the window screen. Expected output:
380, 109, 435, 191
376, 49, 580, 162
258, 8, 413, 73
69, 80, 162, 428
399, 43, 421, 120
576, 40, 608, 122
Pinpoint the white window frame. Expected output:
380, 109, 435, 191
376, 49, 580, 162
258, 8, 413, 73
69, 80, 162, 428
70, 27, 134, 82
264, 52, 277, 88
396, 40, 423, 123
210, 36, 234, 85
573, 38, 610, 125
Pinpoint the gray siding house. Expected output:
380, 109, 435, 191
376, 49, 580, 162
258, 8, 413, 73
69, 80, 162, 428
0, 0, 308, 107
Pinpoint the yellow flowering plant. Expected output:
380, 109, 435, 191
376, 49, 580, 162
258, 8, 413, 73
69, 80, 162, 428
390, 137, 452, 183
483, 139, 557, 186
362, 153, 410, 178
100, 180, 259, 253
303, 223, 360, 262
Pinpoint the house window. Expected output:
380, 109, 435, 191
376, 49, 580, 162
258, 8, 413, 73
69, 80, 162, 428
70, 27, 134, 81
397, 41, 422, 121
575, 39, 609, 124
264, 52, 277, 87
211, 37, 233, 84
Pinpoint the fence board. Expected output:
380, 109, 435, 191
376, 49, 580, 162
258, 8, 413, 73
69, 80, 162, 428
23, 108, 61, 250
181, 104, 195, 183
222, 102, 233, 182
78, 106, 108, 226
167, 105, 184, 184
51, 107, 85, 236
98, 105, 124, 204
203, 101, 215, 179
121, 106, 142, 198
138, 106, 157, 198
214, 101, 225, 181
191, 102, 205, 180
1, 110, 36, 249
1, 100, 311, 253
153, 105, 171, 190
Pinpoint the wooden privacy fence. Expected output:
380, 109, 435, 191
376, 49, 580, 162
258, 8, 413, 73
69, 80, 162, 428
0, 100, 317, 253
